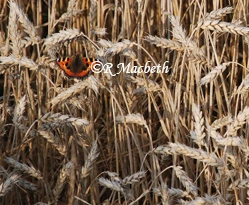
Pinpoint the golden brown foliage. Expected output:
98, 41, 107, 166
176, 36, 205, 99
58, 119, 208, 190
1, 0, 249, 205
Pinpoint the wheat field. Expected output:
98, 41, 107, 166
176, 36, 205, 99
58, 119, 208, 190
1, 0, 249, 204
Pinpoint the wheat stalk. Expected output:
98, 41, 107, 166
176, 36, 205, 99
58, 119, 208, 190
93, 27, 107, 36
44, 28, 87, 49
204, 7, 233, 20
38, 130, 67, 156
0, 174, 19, 197
154, 142, 222, 166
9, 0, 39, 44
104, 39, 134, 57
199, 20, 249, 36
5, 157, 42, 180
183, 195, 224, 205
122, 171, 146, 185
81, 140, 99, 178
211, 129, 249, 157
116, 113, 147, 127
226, 106, 249, 136
229, 178, 249, 190
54, 0, 83, 27
98, 39, 113, 48
200, 63, 229, 85
153, 182, 171, 205
17, 178, 37, 191
174, 166, 198, 196
153, 183, 190, 204
12, 96, 26, 118
187, 53, 207, 65
211, 115, 233, 130
53, 161, 72, 203
40, 112, 89, 128
170, 15, 205, 57
170, 15, 187, 44
168, 188, 189, 198
144, 35, 183, 51
51, 75, 99, 108
0, 54, 39, 71
232, 74, 249, 97
125, 75, 161, 92
103, 171, 122, 182
212, 135, 245, 147
99, 177, 124, 192
190, 104, 205, 147
90, 0, 97, 31
13, 95, 27, 133
99, 170, 145, 200
8, 4, 22, 57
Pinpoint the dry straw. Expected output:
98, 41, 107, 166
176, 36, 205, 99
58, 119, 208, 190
2, 1, 249, 204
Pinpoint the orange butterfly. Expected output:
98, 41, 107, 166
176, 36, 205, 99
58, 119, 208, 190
57, 54, 98, 78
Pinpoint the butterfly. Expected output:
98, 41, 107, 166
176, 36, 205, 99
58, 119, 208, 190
56, 54, 98, 78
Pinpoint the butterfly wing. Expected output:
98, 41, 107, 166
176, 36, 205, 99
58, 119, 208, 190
57, 57, 75, 77
57, 56, 99, 78
75, 58, 96, 78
